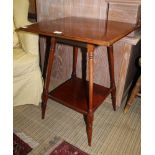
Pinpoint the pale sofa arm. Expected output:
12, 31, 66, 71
17, 21, 39, 56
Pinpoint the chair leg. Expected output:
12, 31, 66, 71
124, 76, 141, 113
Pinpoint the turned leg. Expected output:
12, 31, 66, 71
42, 37, 56, 119
71, 46, 78, 78
124, 76, 141, 113
87, 44, 95, 146
107, 46, 116, 111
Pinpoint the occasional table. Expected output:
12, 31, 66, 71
19, 17, 139, 146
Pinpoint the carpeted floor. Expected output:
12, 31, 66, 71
13, 97, 140, 155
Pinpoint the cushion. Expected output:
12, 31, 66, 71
13, 47, 39, 77
13, 0, 29, 28
13, 22, 20, 48
18, 31, 39, 55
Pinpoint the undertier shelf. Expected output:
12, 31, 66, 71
48, 77, 111, 114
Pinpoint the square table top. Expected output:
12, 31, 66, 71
19, 16, 139, 46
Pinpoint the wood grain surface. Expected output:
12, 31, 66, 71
36, 0, 141, 106
19, 17, 138, 46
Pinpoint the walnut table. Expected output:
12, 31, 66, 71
19, 17, 138, 146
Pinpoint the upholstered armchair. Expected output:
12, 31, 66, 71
13, 0, 43, 106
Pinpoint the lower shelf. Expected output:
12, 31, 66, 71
48, 77, 111, 114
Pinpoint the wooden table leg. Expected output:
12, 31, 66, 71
71, 46, 78, 78
81, 48, 87, 81
42, 37, 56, 119
87, 44, 95, 146
107, 45, 116, 111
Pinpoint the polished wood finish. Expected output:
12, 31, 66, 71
19, 17, 138, 46
107, 46, 116, 110
49, 77, 111, 114
36, 0, 141, 107
42, 37, 56, 119
19, 16, 138, 146
87, 44, 95, 146
71, 47, 78, 78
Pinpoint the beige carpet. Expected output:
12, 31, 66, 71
13, 98, 140, 155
